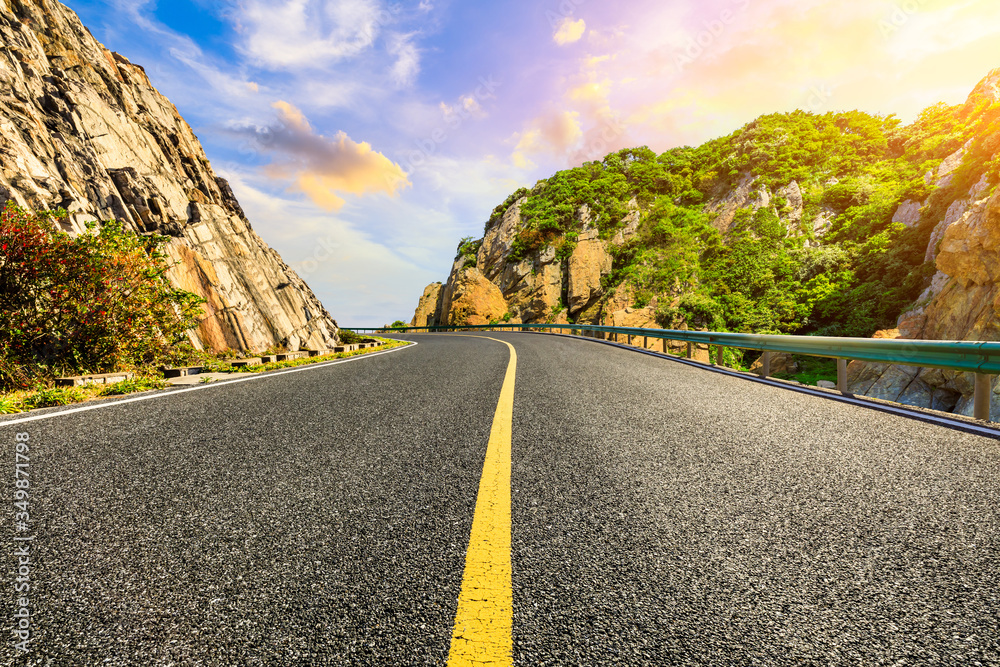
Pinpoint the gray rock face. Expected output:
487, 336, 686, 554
0, 0, 338, 352
478, 197, 527, 283
706, 173, 759, 232
892, 200, 923, 227
964, 67, 1000, 108
776, 180, 804, 224
935, 139, 974, 188
924, 175, 991, 262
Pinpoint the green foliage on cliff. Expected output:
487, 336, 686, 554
456, 236, 482, 268
477, 93, 1000, 338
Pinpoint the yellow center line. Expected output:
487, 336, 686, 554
448, 336, 517, 667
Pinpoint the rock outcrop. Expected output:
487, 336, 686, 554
567, 224, 612, 319
0, 0, 338, 352
840, 73, 1000, 417
847, 183, 1000, 417
410, 283, 443, 327
437, 261, 508, 326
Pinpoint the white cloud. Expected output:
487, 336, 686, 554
440, 93, 486, 124
106, 0, 263, 107
387, 32, 422, 86
219, 168, 434, 327
234, 0, 390, 69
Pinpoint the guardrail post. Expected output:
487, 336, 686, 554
716, 346, 725, 367
643, 336, 648, 349
662, 339, 667, 354
686, 342, 693, 359
759, 351, 770, 378
975, 373, 992, 421
837, 359, 849, 394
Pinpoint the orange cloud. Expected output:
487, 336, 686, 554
553, 17, 586, 46
512, 110, 583, 168
262, 101, 410, 211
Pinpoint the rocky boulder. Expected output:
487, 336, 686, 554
440, 267, 508, 326
749, 352, 799, 376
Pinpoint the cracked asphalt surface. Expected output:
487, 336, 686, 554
3, 332, 1000, 665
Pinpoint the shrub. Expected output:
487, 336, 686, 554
338, 329, 363, 345
0, 203, 205, 388
456, 236, 482, 258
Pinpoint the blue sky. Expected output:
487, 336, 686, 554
62, 0, 1000, 326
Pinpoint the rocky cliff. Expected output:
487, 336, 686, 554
0, 0, 338, 352
845, 70, 1000, 418
429, 196, 642, 329
419, 167, 827, 332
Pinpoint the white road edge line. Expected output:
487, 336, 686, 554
0, 342, 418, 428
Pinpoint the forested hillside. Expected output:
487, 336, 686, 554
469, 95, 996, 337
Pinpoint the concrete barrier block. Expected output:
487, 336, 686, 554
162, 366, 203, 378
56, 371, 136, 387
231, 358, 262, 368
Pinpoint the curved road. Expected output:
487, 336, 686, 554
2, 332, 999, 665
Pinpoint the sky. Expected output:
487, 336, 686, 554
62, 0, 1000, 327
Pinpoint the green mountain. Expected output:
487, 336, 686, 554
411, 68, 1000, 416
417, 70, 998, 344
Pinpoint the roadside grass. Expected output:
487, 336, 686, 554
203, 337, 408, 374
0, 337, 410, 415
0, 377, 168, 413
98, 377, 169, 396
773, 356, 839, 386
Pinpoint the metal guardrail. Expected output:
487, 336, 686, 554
344, 324, 1000, 421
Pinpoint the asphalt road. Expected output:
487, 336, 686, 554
2, 332, 999, 665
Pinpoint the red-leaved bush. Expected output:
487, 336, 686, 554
0, 202, 205, 388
